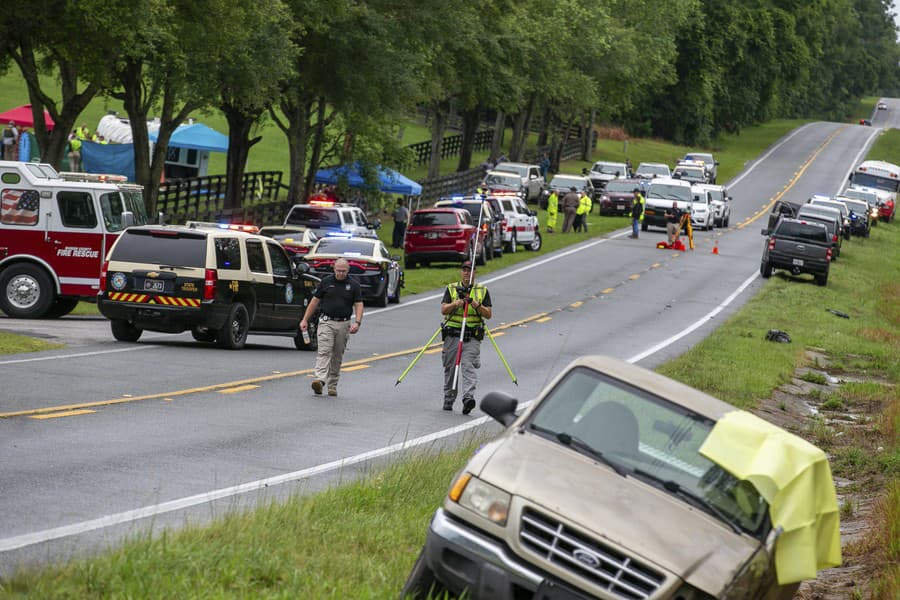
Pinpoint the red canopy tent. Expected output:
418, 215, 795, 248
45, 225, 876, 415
0, 104, 55, 131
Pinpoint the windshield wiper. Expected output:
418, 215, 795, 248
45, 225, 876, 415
529, 424, 626, 476
632, 469, 742, 533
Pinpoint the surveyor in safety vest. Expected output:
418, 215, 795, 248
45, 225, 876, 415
575, 191, 592, 232
546, 190, 559, 233
440, 260, 493, 415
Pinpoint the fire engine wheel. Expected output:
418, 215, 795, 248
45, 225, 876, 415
45, 297, 80, 318
527, 232, 542, 251
110, 319, 143, 342
217, 302, 250, 349
0, 264, 55, 318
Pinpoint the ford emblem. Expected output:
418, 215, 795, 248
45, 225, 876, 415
572, 548, 601, 569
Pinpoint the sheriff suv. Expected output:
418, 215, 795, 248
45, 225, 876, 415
98, 224, 321, 350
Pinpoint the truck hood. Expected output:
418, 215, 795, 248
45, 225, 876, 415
850, 184, 894, 204
475, 432, 759, 595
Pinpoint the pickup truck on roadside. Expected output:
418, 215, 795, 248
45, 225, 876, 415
760, 217, 832, 286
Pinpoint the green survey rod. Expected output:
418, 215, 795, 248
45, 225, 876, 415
395, 326, 443, 385
485, 327, 517, 385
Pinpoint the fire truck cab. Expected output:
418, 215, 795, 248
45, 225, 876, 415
0, 160, 148, 318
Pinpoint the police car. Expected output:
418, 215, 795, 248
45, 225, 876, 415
491, 192, 542, 252
98, 223, 320, 350
282, 200, 381, 239
259, 225, 319, 257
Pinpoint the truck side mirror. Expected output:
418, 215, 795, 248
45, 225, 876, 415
121, 211, 135, 228
761, 228, 770, 236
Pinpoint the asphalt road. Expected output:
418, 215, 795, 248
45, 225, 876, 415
0, 115, 888, 576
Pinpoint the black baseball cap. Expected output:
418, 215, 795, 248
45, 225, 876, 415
461, 260, 474, 269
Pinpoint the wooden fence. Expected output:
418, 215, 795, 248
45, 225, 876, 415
407, 129, 494, 166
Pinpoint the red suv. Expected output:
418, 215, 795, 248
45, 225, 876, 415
404, 208, 485, 269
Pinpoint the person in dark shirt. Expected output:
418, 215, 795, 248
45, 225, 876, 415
300, 258, 363, 397
665, 202, 684, 245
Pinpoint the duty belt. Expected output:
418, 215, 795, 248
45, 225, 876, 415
320, 314, 351, 322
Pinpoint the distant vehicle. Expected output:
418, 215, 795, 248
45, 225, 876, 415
839, 188, 880, 225
403, 208, 484, 269
642, 177, 692, 231
847, 160, 898, 222
833, 196, 871, 237
258, 225, 319, 257
808, 196, 852, 240
597, 178, 643, 216
683, 152, 719, 183
302, 236, 402, 306
283, 201, 380, 239
634, 162, 672, 180
540, 173, 595, 209
694, 183, 732, 227
486, 162, 544, 202
689, 186, 715, 230
587, 160, 629, 191
673, 161, 709, 185
877, 101, 887, 110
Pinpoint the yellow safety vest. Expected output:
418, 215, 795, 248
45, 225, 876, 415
577, 194, 591, 215
446, 283, 487, 329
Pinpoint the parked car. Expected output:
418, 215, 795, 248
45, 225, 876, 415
434, 196, 504, 260
541, 173, 595, 209
683, 152, 719, 183
840, 188, 880, 226
634, 162, 672, 180
492, 192, 542, 252
695, 183, 732, 227
808, 196, 851, 240
833, 196, 871, 237
402, 355, 835, 600
487, 162, 544, 202
98, 224, 320, 350
760, 217, 832, 285
283, 201, 380, 239
795, 206, 843, 260
301, 236, 402, 306
587, 160, 629, 192
689, 186, 715, 230
403, 208, 484, 269
258, 225, 319, 257
597, 178, 643, 216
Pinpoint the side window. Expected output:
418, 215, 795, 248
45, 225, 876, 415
246, 239, 269, 273
215, 237, 242, 270
354, 210, 367, 226
341, 210, 353, 225
58, 191, 98, 229
1, 188, 40, 226
379, 242, 390, 257
266, 242, 291, 277
99, 192, 126, 232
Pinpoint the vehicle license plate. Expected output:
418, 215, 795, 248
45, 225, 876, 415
792, 258, 804, 266
536, 580, 591, 600
143, 279, 166, 292
425, 232, 440, 239
616, 204, 624, 210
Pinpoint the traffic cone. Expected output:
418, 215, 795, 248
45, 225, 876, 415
712, 240, 719, 255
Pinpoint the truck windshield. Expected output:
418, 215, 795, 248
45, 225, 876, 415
648, 184, 691, 202
100, 190, 149, 232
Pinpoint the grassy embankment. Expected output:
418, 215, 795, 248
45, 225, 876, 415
1, 126, 897, 596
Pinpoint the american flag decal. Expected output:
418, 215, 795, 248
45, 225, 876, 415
1, 189, 40, 226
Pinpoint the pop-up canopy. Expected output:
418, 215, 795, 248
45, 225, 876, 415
0, 105, 55, 131
314, 162, 422, 195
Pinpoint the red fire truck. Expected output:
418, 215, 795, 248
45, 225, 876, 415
0, 161, 148, 318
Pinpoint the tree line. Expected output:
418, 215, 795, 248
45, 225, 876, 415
1, 0, 897, 214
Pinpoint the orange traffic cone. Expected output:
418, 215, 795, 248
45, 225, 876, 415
712, 240, 719, 255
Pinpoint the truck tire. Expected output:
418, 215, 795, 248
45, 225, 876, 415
0, 263, 55, 318
191, 326, 217, 343
815, 271, 828, 287
475, 242, 487, 266
110, 319, 142, 342
45, 297, 80, 318
760, 261, 773, 278
373, 282, 389, 307
217, 302, 250, 349
506, 232, 517, 253
527, 231, 542, 251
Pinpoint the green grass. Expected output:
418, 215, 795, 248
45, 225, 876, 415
0, 331, 62, 354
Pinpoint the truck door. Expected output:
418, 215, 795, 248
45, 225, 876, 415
244, 238, 275, 329
49, 189, 105, 298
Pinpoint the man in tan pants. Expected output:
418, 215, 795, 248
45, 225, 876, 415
300, 258, 363, 396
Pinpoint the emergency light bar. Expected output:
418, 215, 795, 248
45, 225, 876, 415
59, 172, 128, 183
309, 199, 336, 206
186, 221, 260, 233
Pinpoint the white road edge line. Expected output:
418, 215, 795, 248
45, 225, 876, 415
0, 121, 842, 552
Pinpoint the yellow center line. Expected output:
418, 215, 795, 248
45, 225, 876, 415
536, 316, 552, 323
30, 409, 95, 420
629, 274, 640, 280
217, 385, 260, 394
601, 288, 615, 294
569, 301, 583, 308
342, 365, 370, 372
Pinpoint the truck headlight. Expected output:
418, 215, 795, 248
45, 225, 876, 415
448, 473, 511, 525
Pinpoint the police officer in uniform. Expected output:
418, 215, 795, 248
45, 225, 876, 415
440, 260, 492, 414
300, 257, 363, 397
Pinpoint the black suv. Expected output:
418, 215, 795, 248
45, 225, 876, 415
98, 224, 320, 350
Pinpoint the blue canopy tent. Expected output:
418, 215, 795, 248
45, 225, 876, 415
148, 122, 228, 152
314, 162, 422, 195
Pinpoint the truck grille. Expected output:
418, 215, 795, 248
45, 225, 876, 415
519, 508, 664, 600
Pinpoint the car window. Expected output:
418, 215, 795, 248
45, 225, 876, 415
57, 191, 98, 229
215, 237, 242, 270
776, 221, 828, 242
500, 199, 515, 213
99, 192, 127, 232
266, 242, 292, 277
648, 183, 691, 202
411, 212, 457, 227
111, 229, 207, 267
314, 238, 375, 256
0, 188, 40, 226
379, 242, 390, 257
285, 207, 340, 226
527, 367, 769, 536
246, 239, 269, 273
485, 173, 520, 186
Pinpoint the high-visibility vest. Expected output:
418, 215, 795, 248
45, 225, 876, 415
547, 192, 559, 214
446, 283, 487, 329
636, 193, 646, 220
577, 194, 591, 215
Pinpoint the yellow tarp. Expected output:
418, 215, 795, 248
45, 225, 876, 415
699, 410, 841, 584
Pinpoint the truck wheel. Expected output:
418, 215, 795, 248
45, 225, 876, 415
815, 272, 828, 286
45, 297, 80, 318
475, 242, 487, 266
506, 232, 517, 253
400, 549, 446, 600
389, 281, 401, 304
760, 261, 772, 278
110, 319, 142, 342
485, 235, 495, 261
0, 264, 55, 318
373, 282, 389, 307
527, 231, 542, 251
217, 302, 250, 349
405, 258, 417, 269
191, 326, 217, 343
